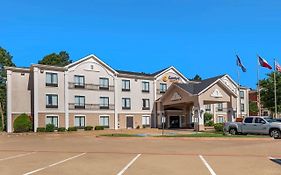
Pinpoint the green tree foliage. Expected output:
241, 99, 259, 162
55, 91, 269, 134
192, 74, 202, 81
249, 101, 258, 115
0, 47, 15, 130
13, 113, 32, 133
260, 72, 281, 114
38, 51, 72, 67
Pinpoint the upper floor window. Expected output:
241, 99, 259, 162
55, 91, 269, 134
100, 97, 109, 109
74, 75, 85, 88
46, 94, 58, 108
122, 98, 131, 109
217, 103, 223, 111
205, 104, 211, 112
46, 72, 58, 87
122, 80, 130, 91
75, 96, 85, 109
240, 91, 244, 99
142, 81, 149, 92
142, 99, 150, 110
160, 83, 167, 93
99, 78, 109, 90
241, 103, 245, 112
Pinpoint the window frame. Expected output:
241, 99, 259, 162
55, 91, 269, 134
99, 115, 109, 128
99, 77, 109, 90
74, 96, 85, 109
46, 116, 59, 128
74, 116, 85, 128
122, 80, 130, 91
142, 99, 150, 110
46, 94, 58, 108
217, 103, 223, 111
142, 115, 150, 127
74, 75, 85, 88
46, 72, 58, 87
122, 98, 131, 109
240, 91, 245, 99
100, 97, 109, 109
142, 81, 150, 93
160, 83, 167, 93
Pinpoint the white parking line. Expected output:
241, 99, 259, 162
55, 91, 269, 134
22, 152, 86, 175
117, 154, 141, 175
199, 155, 217, 175
0, 152, 36, 161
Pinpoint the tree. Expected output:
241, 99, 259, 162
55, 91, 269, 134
192, 74, 202, 81
0, 47, 16, 130
38, 51, 72, 67
249, 101, 258, 116
260, 72, 281, 115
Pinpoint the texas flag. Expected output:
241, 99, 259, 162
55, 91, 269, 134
275, 61, 281, 73
258, 56, 272, 70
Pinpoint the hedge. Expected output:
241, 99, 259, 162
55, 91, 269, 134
13, 113, 32, 133
45, 124, 55, 132
84, 126, 93, 131
0, 113, 3, 131
214, 123, 224, 132
57, 127, 66, 132
68, 127, 77, 131
37, 127, 46, 132
95, 126, 104, 130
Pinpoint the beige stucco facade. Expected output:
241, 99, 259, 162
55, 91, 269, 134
5, 54, 249, 132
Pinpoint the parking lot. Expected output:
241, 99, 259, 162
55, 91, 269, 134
0, 132, 280, 175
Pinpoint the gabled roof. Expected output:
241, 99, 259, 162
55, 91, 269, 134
65, 54, 118, 74
175, 74, 227, 95
152, 66, 189, 82
116, 69, 153, 77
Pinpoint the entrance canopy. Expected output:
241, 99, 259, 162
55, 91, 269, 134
157, 74, 239, 131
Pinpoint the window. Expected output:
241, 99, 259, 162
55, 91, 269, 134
122, 80, 130, 91
100, 97, 109, 109
217, 103, 223, 111
142, 116, 150, 126
46, 94, 58, 108
46, 116, 58, 128
74, 75, 85, 88
205, 104, 211, 112
46, 72, 58, 87
122, 98, 131, 109
240, 91, 244, 99
99, 78, 109, 90
254, 117, 266, 124
75, 96, 85, 109
241, 103, 245, 112
142, 99, 150, 110
160, 83, 167, 93
75, 116, 85, 128
100, 116, 109, 128
216, 116, 224, 123
142, 81, 149, 92
244, 117, 253, 123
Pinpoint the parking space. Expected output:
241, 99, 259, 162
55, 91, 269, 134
0, 133, 280, 175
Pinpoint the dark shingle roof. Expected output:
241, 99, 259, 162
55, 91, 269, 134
116, 67, 170, 77
176, 74, 226, 95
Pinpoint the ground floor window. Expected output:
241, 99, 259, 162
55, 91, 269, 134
100, 116, 109, 128
46, 116, 58, 128
142, 115, 150, 127
216, 116, 224, 123
75, 116, 85, 128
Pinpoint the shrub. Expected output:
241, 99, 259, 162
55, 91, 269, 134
84, 126, 93, 131
206, 121, 214, 126
45, 124, 55, 132
95, 126, 104, 130
214, 123, 224, 132
204, 113, 213, 124
136, 125, 140, 129
37, 127, 46, 132
13, 113, 32, 133
0, 113, 3, 131
68, 127, 77, 131
57, 127, 66, 132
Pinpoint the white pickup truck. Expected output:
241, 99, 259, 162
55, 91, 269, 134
223, 116, 281, 139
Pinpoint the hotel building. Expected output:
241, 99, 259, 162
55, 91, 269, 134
5, 54, 249, 132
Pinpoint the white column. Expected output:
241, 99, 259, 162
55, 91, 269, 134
6, 70, 12, 133
64, 71, 69, 129
152, 79, 157, 128
33, 67, 39, 132
114, 75, 119, 129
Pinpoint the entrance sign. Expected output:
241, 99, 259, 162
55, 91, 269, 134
161, 116, 166, 123
171, 92, 182, 101
211, 89, 223, 98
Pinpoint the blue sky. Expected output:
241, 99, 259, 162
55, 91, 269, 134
1, 0, 281, 89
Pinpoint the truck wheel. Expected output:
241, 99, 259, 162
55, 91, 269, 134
229, 128, 237, 135
270, 129, 281, 139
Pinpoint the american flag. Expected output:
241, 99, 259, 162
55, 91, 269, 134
276, 61, 281, 73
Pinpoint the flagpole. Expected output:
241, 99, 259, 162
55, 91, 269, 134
257, 56, 261, 116
274, 59, 277, 118
237, 66, 241, 118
